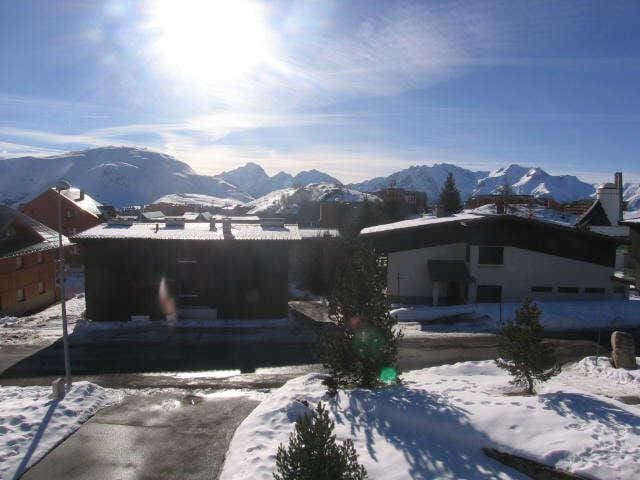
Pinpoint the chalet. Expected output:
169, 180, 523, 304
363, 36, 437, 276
575, 172, 629, 237
20, 186, 103, 237
0, 205, 71, 315
73, 218, 329, 321
361, 213, 628, 305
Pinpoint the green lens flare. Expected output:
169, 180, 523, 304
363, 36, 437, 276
379, 367, 397, 383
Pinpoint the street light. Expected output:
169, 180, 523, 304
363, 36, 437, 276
55, 180, 72, 389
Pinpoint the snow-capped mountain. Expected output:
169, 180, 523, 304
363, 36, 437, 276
473, 165, 595, 203
623, 183, 640, 211
0, 146, 252, 207
247, 183, 377, 215
350, 163, 489, 200
153, 193, 247, 208
352, 163, 598, 203
217, 162, 341, 197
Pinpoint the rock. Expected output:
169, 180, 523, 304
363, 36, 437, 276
611, 331, 637, 369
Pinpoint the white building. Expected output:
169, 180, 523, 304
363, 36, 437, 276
576, 172, 629, 238
361, 213, 628, 305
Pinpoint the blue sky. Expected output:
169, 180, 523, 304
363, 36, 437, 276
1, 0, 639, 183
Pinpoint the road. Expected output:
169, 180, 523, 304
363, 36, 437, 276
20, 390, 260, 480
0, 300, 606, 480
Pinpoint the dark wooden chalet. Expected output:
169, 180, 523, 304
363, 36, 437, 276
74, 218, 307, 320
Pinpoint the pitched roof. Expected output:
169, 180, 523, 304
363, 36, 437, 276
360, 213, 484, 235
58, 187, 102, 217
73, 221, 303, 241
575, 200, 611, 227
0, 205, 72, 259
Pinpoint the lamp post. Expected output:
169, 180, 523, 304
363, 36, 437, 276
55, 180, 72, 389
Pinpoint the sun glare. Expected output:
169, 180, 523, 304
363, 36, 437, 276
148, 0, 272, 84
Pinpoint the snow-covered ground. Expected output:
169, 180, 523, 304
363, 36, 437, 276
0, 295, 86, 345
392, 300, 640, 335
220, 357, 640, 480
0, 382, 122, 479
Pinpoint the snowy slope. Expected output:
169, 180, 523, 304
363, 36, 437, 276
217, 163, 341, 197
247, 183, 377, 215
352, 163, 598, 203
624, 183, 640, 211
153, 193, 247, 208
473, 165, 595, 202
221, 360, 640, 480
351, 163, 486, 200
0, 146, 252, 207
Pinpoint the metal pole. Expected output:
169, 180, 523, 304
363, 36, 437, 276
57, 187, 72, 388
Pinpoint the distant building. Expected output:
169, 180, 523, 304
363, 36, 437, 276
361, 213, 628, 305
575, 172, 629, 237
73, 218, 331, 320
0, 205, 72, 315
373, 187, 427, 213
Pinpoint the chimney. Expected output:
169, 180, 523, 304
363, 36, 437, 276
615, 172, 623, 223
209, 220, 217, 231
435, 204, 445, 217
79, 189, 85, 201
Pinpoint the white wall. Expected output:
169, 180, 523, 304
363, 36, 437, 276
387, 243, 621, 302
387, 243, 466, 297
469, 245, 618, 302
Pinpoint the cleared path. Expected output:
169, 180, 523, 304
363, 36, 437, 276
20, 390, 260, 480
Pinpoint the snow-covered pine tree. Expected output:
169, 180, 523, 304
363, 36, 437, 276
318, 236, 402, 392
273, 402, 367, 480
495, 298, 560, 394
438, 172, 463, 216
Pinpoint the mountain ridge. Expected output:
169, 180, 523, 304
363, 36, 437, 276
1, 146, 636, 209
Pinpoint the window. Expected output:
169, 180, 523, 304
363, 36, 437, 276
478, 246, 503, 265
37, 253, 44, 264
38, 281, 45, 294
16, 256, 23, 269
476, 285, 502, 303
558, 287, 579, 293
17, 288, 25, 302
531, 286, 553, 293
585, 287, 606, 294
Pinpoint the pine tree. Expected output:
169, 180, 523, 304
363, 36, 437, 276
495, 298, 560, 394
318, 236, 402, 392
438, 173, 462, 216
274, 402, 367, 480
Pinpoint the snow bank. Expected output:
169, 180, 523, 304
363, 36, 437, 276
392, 300, 640, 334
221, 361, 640, 480
0, 382, 122, 479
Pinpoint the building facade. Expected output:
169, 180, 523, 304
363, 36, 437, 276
361, 213, 627, 305
74, 219, 320, 320
20, 187, 103, 237
0, 206, 71, 315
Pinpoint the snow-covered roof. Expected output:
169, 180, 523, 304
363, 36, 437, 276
58, 187, 102, 217
0, 205, 72, 259
73, 221, 303, 241
361, 213, 484, 235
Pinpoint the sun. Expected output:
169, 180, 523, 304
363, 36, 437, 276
148, 0, 272, 84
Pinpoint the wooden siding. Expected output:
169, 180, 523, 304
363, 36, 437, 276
82, 239, 290, 320
0, 250, 57, 314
